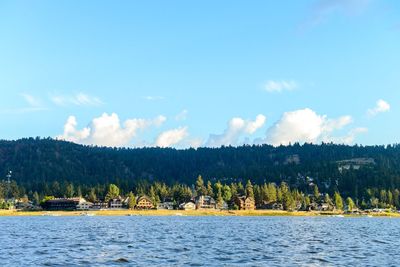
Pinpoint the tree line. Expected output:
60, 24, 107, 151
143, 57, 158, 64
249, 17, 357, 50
2, 175, 400, 211
2, 138, 400, 209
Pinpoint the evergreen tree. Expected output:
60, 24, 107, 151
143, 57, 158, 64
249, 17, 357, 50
87, 188, 97, 202
195, 175, 207, 196
265, 183, 277, 204
149, 186, 160, 206
246, 180, 254, 199
222, 185, 232, 202
127, 191, 136, 209
33, 191, 40, 205
334, 191, 343, 210
346, 197, 356, 211
207, 181, 214, 197
105, 184, 120, 202
313, 185, 320, 202
65, 183, 74, 198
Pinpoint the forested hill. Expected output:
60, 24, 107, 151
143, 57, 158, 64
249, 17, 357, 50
1, 138, 400, 196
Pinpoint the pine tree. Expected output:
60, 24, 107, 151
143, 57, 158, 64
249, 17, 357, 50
207, 181, 214, 197
313, 185, 320, 202
222, 185, 232, 202
195, 175, 207, 196
246, 180, 254, 199
66, 183, 74, 198
127, 191, 136, 209
334, 191, 343, 210
87, 188, 97, 202
105, 184, 120, 202
346, 197, 356, 212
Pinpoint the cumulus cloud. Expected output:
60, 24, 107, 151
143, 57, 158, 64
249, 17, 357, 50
51, 93, 103, 106
326, 127, 368, 144
206, 114, 266, 147
368, 99, 390, 116
265, 108, 359, 146
264, 80, 297, 93
57, 113, 166, 147
155, 127, 189, 148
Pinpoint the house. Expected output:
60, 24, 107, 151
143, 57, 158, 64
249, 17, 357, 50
195, 195, 216, 209
136, 195, 154, 210
109, 198, 123, 209
76, 199, 93, 210
318, 203, 330, 211
92, 201, 108, 210
233, 196, 255, 210
157, 202, 174, 210
179, 201, 196, 210
42, 198, 81, 211
15, 201, 37, 211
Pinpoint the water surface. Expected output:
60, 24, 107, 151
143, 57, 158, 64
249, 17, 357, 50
0, 216, 398, 266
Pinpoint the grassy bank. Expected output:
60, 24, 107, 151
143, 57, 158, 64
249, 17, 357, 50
1, 209, 399, 217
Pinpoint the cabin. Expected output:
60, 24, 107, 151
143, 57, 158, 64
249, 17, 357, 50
157, 202, 174, 210
179, 201, 196, 210
76, 200, 93, 210
92, 201, 108, 210
195, 195, 216, 209
272, 203, 283, 210
42, 198, 81, 211
136, 195, 154, 210
318, 203, 330, 211
109, 198, 123, 209
234, 196, 255, 210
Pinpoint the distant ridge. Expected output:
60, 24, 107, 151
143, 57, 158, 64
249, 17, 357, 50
1, 138, 400, 195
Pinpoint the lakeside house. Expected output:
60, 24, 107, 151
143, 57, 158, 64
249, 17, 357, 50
195, 195, 216, 209
179, 201, 196, 210
234, 196, 255, 210
42, 198, 81, 211
157, 202, 174, 210
92, 201, 108, 210
76, 200, 93, 211
109, 198, 123, 209
136, 195, 154, 209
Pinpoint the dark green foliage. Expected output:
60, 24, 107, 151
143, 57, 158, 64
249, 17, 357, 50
1, 138, 400, 210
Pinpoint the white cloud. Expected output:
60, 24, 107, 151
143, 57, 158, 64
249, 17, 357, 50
264, 80, 297, 93
368, 99, 390, 116
206, 114, 266, 147
57, 113, 166, 147
20, 93, 42, 107
325, 127, 368, 145
0, 93, 47, 114
155, 127, 189, 148
175, 109, 188, 121
51, 92, 103, 106
265, 108, 357, 146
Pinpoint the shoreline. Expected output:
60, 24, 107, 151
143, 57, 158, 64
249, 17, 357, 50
1, 209, 399, 217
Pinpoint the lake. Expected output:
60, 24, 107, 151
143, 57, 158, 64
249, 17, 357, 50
0, 216, 399, 266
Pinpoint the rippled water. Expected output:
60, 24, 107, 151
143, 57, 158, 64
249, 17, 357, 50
0, 216, 399, 266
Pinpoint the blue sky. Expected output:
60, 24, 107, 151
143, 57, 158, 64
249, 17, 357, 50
0, 0, 399, 148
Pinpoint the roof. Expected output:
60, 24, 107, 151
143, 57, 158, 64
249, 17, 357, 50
137, 195, 152, 203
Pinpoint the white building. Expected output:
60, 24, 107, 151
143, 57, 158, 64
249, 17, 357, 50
179, 201, 196, 210
76, 199, 93, 210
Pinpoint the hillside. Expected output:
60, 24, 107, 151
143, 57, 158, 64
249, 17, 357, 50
1, 138, 400, 198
